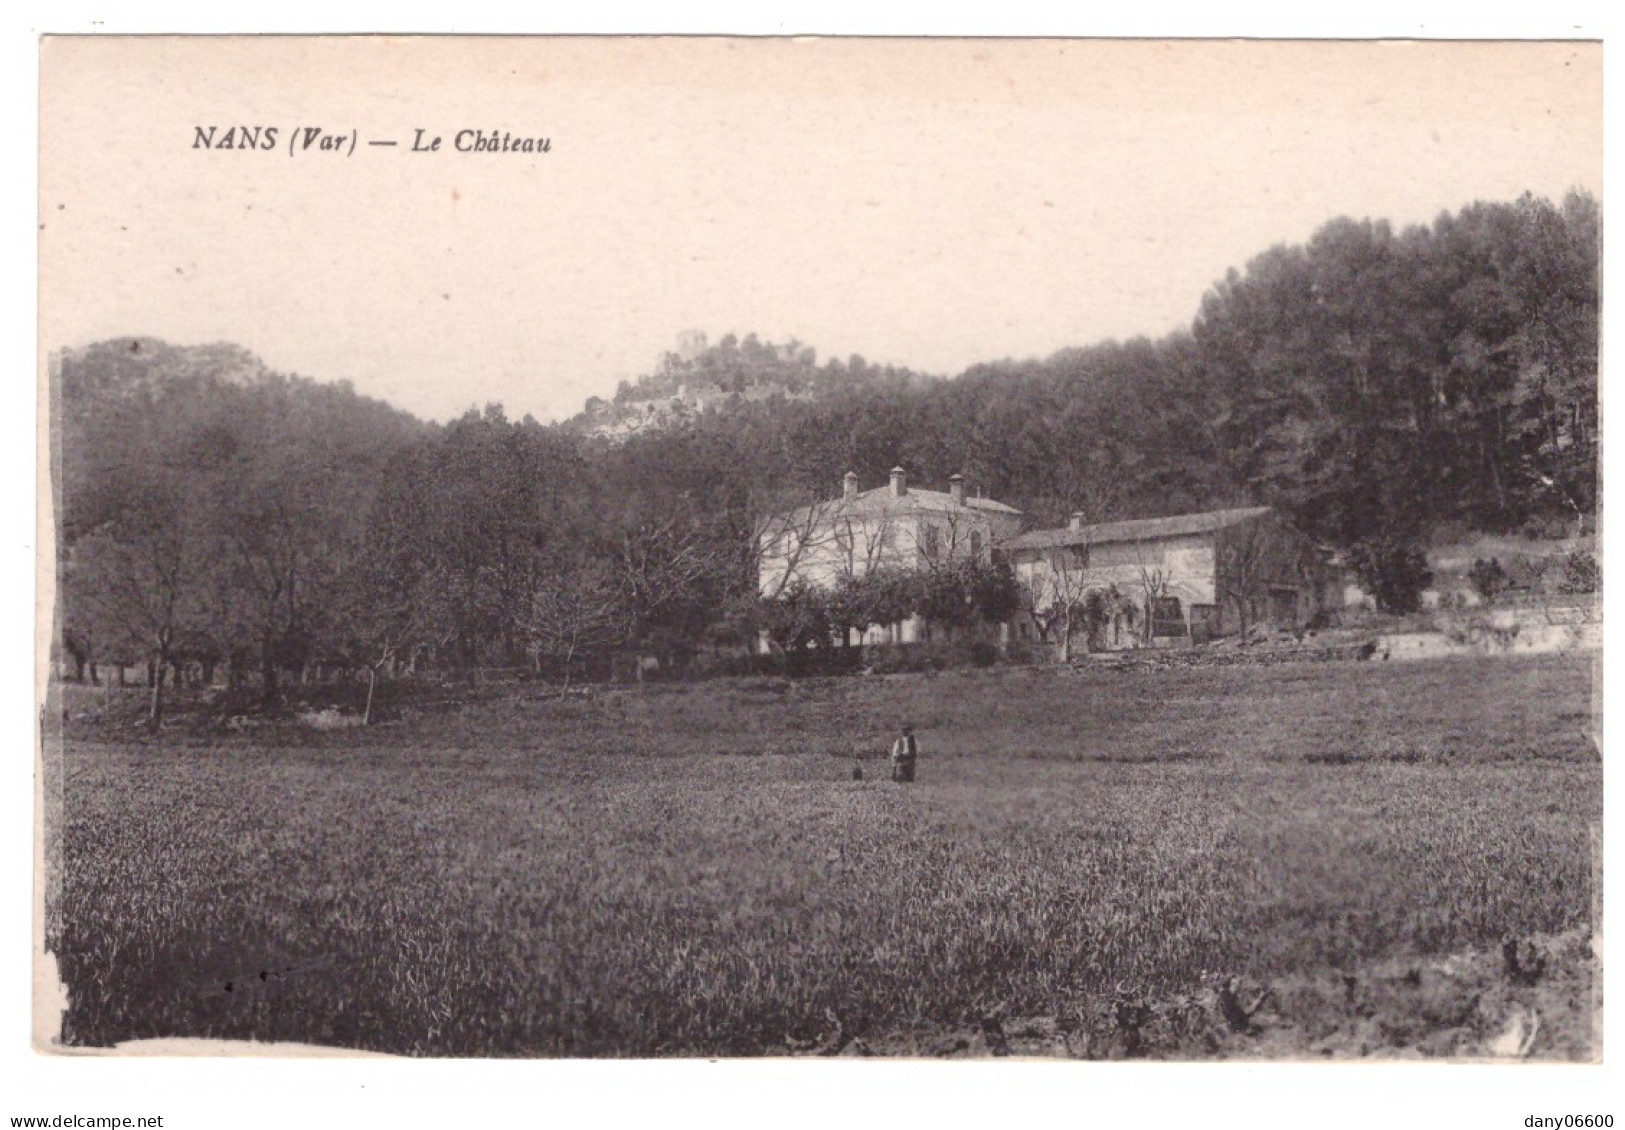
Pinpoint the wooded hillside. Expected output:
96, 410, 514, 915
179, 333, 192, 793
51, 191, 1598, 717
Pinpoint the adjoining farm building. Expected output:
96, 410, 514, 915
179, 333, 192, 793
758, 468, 1022, 646
1003, 506, 1341, 651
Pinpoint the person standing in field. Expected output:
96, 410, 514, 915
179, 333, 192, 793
890, 724, 918, 783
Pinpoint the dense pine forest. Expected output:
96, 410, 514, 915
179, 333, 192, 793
51, 191, 1598, 721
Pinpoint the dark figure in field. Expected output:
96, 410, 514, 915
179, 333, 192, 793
890, 725, 918, 783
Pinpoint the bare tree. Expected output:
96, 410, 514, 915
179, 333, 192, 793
616, 514, 721, 623
830, 508, 896, 581
334, 556, 458, 725
1216, 519, 1271, 637
752, 491, 845, 601
516, 561, 632, 690
68, 517, 212, 732
1019, 546, 1094, 662
914, 507, 984, 571
1129, 541, 1178, 645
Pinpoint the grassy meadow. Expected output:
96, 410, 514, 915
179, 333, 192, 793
44, 653, 1599, 1057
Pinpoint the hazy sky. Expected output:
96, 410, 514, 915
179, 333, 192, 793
39, 37, 1601, 424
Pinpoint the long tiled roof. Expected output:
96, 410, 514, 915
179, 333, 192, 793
1003, 507, 1272, 552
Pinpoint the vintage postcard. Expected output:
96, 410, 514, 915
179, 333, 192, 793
32, 30, 1605, 1120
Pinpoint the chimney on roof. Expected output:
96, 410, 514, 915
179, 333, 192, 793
949, 473, 965, 506
842, 471, 859, 500
1069, 512, 1085, 531
890, 466, 907, 498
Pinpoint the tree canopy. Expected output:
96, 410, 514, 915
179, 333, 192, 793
51, 190, 1598, 706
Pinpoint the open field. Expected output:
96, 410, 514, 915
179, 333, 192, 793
44, 653, 1599, 1057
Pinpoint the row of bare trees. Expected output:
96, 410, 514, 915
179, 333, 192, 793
60, 340, 1007, 728
51, 334, 1323, 733
53, 343, 777, 728
56, 342, 414, 728
55, 189, 1597, 723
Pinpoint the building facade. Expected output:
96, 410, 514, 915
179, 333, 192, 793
1003, 507, 1341, 652
758, 468, 1023, 646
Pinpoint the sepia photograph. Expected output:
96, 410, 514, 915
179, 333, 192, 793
33, 30, 1602, 1088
